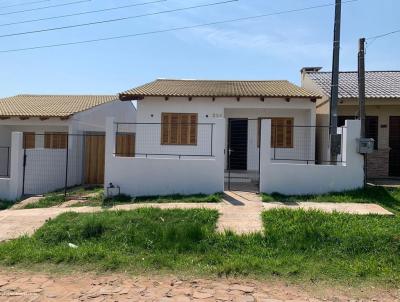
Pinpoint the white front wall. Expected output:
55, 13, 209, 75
260, 119, 364, 195
105, 117, 225, 196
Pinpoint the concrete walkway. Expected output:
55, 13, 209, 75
0, 192, 392, 242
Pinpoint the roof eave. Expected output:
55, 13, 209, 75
119, 94, 321, 101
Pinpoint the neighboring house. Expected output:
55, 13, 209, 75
0, 95, 136, 197
302, 68, 400, 178
104, 78, 364, 196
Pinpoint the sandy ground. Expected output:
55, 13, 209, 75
0, 271, 398, 302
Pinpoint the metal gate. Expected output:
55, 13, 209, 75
226, 118, 260, 193
22, 133, 105, 197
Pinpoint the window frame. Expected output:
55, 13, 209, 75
257, 117, 294, 149
23, 132, 35, 149
115, 132, 136, 157
161, 113, 198, 146
44, 132, 68, 149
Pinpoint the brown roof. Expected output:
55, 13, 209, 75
120, 79, 321, 100
0, 94, 117, 118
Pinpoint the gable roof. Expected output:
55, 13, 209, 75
119, 79, 321, 100
0, 95, 117, 118
306, 71, 400, 99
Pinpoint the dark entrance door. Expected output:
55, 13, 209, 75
389, 116, 400, 177
228, 119, 248, 170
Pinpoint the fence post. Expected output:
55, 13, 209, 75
8, 132, 24, 200
104, 117, 116, 191
259, 119, 272, 194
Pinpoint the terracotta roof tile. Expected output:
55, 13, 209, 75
120, 79, 320, 99
0, 95, 117, 117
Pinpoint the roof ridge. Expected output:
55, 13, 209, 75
155, 78, 289, 82
308, 70, 400, 74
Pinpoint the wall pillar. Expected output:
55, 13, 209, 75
259, 119, 271, 193
8, 132, 24, 200
104, 117, 116, 191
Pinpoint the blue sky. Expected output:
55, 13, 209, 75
0, 0, 398, 98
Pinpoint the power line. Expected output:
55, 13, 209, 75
0, 0, 166, 28
0, 0, 359, 54
0, 0, 49, 10
0, 0, 238, 38
0, 0, 90, 16
366, 29, 400, 41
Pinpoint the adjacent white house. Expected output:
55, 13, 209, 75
0, 94, 136, 199
104, 79, 364, 197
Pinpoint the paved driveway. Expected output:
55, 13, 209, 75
0, 191, 393, 242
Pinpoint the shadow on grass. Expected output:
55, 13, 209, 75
262, 186, 400, 214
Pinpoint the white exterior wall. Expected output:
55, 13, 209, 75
0, 132, 24, 200
105, 117, 225, 197
134, 97, 315, 166
260, 119, 364, 195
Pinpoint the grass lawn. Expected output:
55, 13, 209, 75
262, 186, 400, 214
0, 208, 399, 284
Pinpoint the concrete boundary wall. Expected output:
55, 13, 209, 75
0, 132, 23, 200
104, 117, 225, 197
260, 119, 364, 195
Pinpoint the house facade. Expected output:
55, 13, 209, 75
0, 95, 136, 199
104, 79, 364, 197
302, 68, 400, 178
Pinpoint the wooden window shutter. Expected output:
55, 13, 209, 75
116, 133, 135, 157
160, 113, 198, 145
189, 113, 198, 145
271, 118, 293, 148
45, 132, 68, 149
23, 132, 35, 149
284, 118, 293, 148
161, 113, 171, 145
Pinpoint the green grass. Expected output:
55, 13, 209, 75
23, 186, 104, 209
0, 208, 399, 284
262, 186, 400, 214
71, 193, 223, 208
0, 200, 14, 210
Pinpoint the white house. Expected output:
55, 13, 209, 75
0, 94, 136, 199
104, 79, 364, 197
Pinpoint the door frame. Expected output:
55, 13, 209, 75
226, 118, 260, 192
83, 132, 106, 185
389, 116, 400, 177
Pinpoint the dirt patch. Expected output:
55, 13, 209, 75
0, 271, 397, 301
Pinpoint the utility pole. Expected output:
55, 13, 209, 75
329, 0, 342, 161
358, 37, 367, 187
358, 38, 366, 138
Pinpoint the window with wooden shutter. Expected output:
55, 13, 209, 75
23, 132, 35, 149
257, 118, 294, 148
44, 132, 68, 149
116, 133, 135, 157
271, 118, 293, 148
161, 113, 198, 145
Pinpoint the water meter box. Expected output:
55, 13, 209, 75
358, 138, 375, 154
